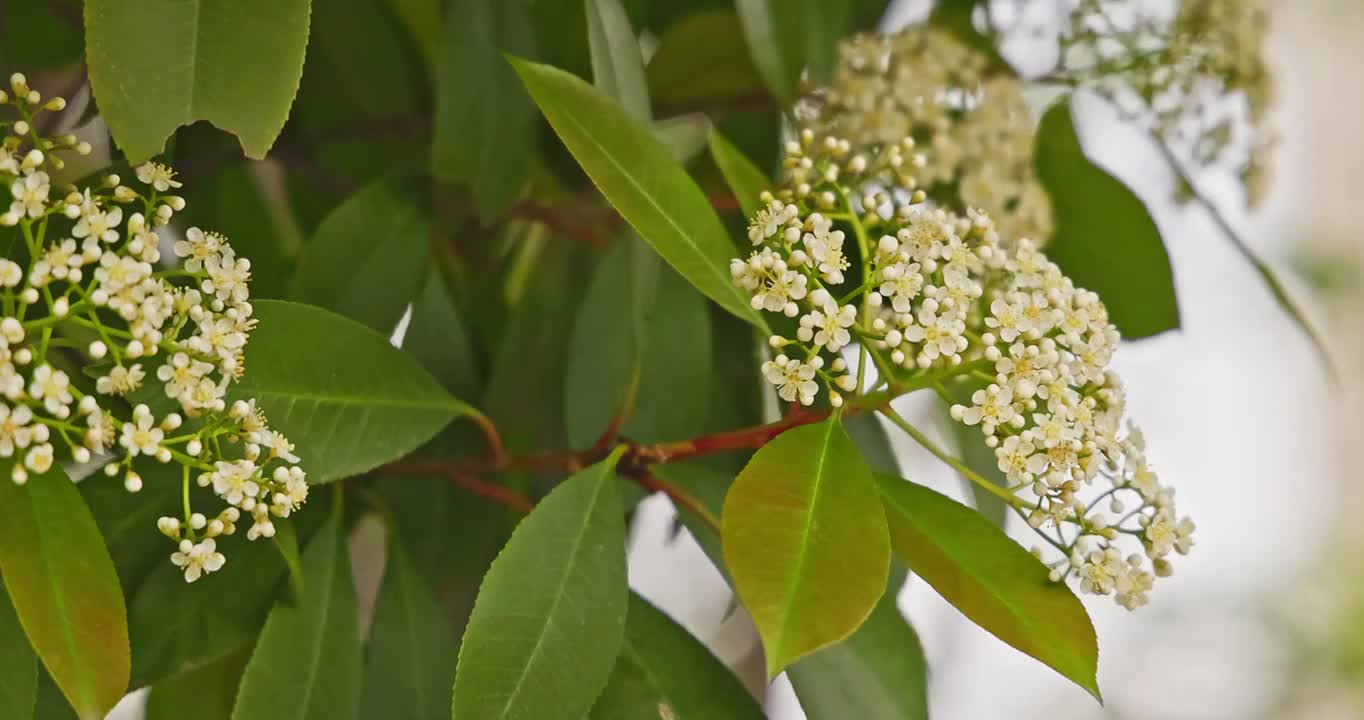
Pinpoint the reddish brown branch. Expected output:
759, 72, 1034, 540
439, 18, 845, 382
373, 460, 533, 514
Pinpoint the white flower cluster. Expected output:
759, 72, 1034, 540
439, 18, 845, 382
1063, 0, 1275, 206
731, 128, 1193, 609
797, 27, 1052, 245
0, 75, 307, 583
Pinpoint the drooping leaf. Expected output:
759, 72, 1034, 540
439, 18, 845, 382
451, 451, 628, 720
1035, 100, 1179, 340
236, 300, 476, 484
359, 539, 458, 720
231, 495, 361, 720
432, 0, 536, 218
721, 419, 891, 677
291, 176, 430, 333
84, 0, 311, 161
0, 583, 36, 720
787, 568, 928, 720
589, 593, 764, 720
734, 0, 804, 104
0, 466, 129, 720
144, 647, 250, 720
708, 129, 771, 219
876, 474, 1101, 699
585, 0, 650, 121
510, 58, 770, 333
646, 11, 766, 112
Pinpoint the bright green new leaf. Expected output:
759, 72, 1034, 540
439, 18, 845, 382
0, 466, 130, 720
145, 648, 250, 720
291, 176, 430, 333
708, 129, 771, 219
721, 419, 891, 677
84, 0, 311, 161
236, 300, 476, 484
876, 474, 1102, 699
0, 584, 36, 720
589, 593, 764, 720
510, 58, 771, 334
787, 568, 928, 720
432, 0, 536, 219
232, 496, 361, 720
1035, 100, 1179, 340
452, 450, 629, 720
585, 0, 650, 121
646, 11, 766, 111
359, 540, 458, 720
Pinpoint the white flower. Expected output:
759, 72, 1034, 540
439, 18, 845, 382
762, 355, 820, 406
23, 443, 53, 473
174, 227, 224, 272
0, 403, 34, 457
878, 262, 924, 313
157, 352, 215, 401
85, 411, 116, 454
135, 162, 182, 192
210, 459, 261, 506
801, 302, 857, 352
119, 410, 164, 457
96, 364, 145, 395
0, 260, 21, 287
959, 385, 1016, 429
802, 215, 850, 284
170, 538, 225, 582
202, 247, 251, 304
28, 365, 73, 416
747, 201, 796, 245
9, 170, 50, 219
72, 199, 123, 244
903, 308, 965, 362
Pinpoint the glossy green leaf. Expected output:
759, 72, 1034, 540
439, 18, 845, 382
291, 176, 430, 333
232, 496, 361, 720
1035, 100, 1179, 339
589, 593, 764, 720
360, 540, 458, 720
511, 58, 770, 333
653, 114, 713, 163
843, 413, 900, 476
451, 450, 628, 720
84, 0, 311, 161
273, 518, 304, 600
721, 419, 891, 677
0, 584, 36, 720
0, 466, 129, 720
708, 129, 771, 219
31, 670, 75, 720
144, 647, 250, 720
646, 11, 766, 111
877, 474, 1101, 699
236, 300, 476, 484
788, 568, 928, 720
80, 464, 182, 593
404, 269, 482, 401
586, 0, 650, 121
432, 0, 536, 218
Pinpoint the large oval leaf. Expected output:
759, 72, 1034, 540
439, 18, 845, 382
232, 495, 361, 720
452, 451, 628, 720
1035, 99, 1178, 340
236, 300, 476, 484
708, 129, 771, 219
145, 647, 250, 720
84, 0, 311, 161
292, 176, 430, 333
590, 593, 764, 720
0, 584, 36, 720
585, 0, 650, 122
876, 474, 1101, 699
359, 540, 457, 720
510, 57, 770, 334
722, 418, 891, 677
0, 466, 129, 720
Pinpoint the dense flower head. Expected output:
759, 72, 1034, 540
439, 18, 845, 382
732, 128, 1193, 609
796, 27, 1053, 245
0, 74, 307, 582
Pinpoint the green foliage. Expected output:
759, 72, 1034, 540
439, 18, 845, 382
722, 419, 891, 678
0, 465, 129, 720
708, 129, 772, 218
646, 11, 766, 111
0, 584, 37, 720
84, 0, 311, 161
1035, 100, 1180, 340
877, 474, 1101, 698
585, 0, 650, 122
145, 648, 250, 720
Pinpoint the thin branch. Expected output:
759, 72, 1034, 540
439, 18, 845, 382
632, 470, 721, 535
371, 460, 533, 514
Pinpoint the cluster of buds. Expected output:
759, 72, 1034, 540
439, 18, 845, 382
0, 74, 307, 583
731, 128, 1193, 609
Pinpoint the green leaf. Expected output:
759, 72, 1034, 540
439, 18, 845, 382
653, 114, 713, 164
291, 176, 430, 333
1035, 100, 1179, 339
787, 569, 928, 720
182, 162, 298, 299
0, 584, 36, 720
236, 300, 476, 484
80, 464, 182, 592
708, 129, 771, 219
585, 0, 650, 121
84, 0, 311, 161
590, 593, 764, 720
432, 0, 536, 219
800, 0, 852, 82
32, 669, 76, 720
0, 466, 130, 720
876, 474, 1101, 699
940, 381, 1010, 527
734, 0, 804, 103
511, 58, 770, 333
232, 496, 361, 720
842, 413, 900, 476
145, 647, 250, 720
646, 11, 766, 112
721, 419, 891, 677
273, 518, 305, 600
0, 1, 84, 67
360, 539, 458, 720
404, 268, 482, 401
452, 450, 629, 720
